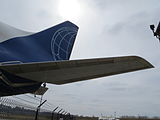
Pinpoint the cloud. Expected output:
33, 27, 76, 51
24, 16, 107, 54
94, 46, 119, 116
0, 0, 61, 31
0, 0, 160, 117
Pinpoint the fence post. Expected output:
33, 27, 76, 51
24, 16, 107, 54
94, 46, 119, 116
34, 100, 47, 120
57, 109, 63, 120
52, 106, 59, 120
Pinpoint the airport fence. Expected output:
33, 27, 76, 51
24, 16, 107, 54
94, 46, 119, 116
0, 96, 76, 120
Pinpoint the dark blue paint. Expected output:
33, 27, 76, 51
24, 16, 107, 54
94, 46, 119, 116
0, 69, 41, 96
0, 21, 78, 63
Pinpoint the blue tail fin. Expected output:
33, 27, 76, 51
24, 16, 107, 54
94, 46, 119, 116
0, 21, 79, 63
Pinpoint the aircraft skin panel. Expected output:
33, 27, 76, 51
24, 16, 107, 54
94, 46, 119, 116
0, 56, 153, 85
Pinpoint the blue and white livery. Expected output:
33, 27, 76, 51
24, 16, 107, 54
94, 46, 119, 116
0, 21, 153, 96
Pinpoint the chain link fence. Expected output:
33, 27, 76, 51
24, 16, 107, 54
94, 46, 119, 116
0, 96, 76, 120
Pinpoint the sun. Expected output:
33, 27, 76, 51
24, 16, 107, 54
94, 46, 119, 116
58, 0, 81, 20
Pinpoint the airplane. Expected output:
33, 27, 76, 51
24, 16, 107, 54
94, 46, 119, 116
0, 21, 153, 97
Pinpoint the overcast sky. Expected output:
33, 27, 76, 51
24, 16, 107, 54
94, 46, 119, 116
0, 0, 160, 117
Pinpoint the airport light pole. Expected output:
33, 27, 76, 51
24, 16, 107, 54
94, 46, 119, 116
150, 21, 160, 41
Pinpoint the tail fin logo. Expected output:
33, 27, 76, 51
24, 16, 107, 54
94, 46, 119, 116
51, 27, 78, 60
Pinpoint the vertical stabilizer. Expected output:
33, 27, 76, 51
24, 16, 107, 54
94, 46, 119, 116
0, 21, 79, 63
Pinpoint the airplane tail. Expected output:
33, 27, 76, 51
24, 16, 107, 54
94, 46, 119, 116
0, 21, 79, 63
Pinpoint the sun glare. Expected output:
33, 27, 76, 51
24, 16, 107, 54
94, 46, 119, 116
58, 0, 81, 20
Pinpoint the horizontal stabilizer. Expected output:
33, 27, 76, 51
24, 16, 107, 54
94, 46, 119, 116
0, 56, 153, 84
